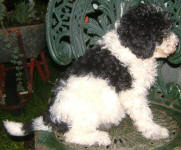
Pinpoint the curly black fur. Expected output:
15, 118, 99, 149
117, 3, 173, 59
43, 80, 69, 133
43, 111, 69, 133
45, 46, 132, 131
22, 121, 34, 135
51, 46, 132, 96
65, 45, 132, 93
45, 45, 132, 131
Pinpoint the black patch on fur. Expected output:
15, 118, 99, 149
49, 79, 66, 107
22, 121, 34, 135
45, 80, 69, 134
47, 46, 132, 124
43, 111, 69, 134
117, 3, 173, 59
66, 45, 132, 93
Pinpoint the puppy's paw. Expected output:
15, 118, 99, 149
142, 124, 169, 140
96, 131, 111, 146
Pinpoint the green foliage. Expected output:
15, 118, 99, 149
0, 0, 6, 25
4, 33, 26, 93
10, 1, 35, 25
0, 56, 62, 150
46, 0, 141, 65
83, 0, 140, 46
0, 0, 47, 27
47, 0, 181, 66
0, 0, 40, 93
11, 46, 25, 92
0, 130, 24, 150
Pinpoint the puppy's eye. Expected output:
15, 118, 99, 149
175, 44, 179, 49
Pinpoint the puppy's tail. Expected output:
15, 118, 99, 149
3, 116, 52, 136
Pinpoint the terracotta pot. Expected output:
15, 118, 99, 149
0, 24, 46, 63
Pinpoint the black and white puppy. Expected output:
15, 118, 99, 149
4, 3, 179, 146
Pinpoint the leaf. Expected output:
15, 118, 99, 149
16, 66, 22, 71
6, 43, 11, 49
0, 32, 4, 36
98, 14, 110, 32
13, 55, 19, 60
16, 77, 22, 81
11, 1, 32, 25
17, 61, 23, 66
18, 72, 23, 76
89, 36, 101, 46
16, 73, 20, 77
0, 2, 6, 22
17, 84, 25, 92
19, 54, 24, 58
98, 4, 115, 24
3, 36, 9, 43
10, 59, 16, 64
83, 32, 90, 43
14, 47, 19, 52
83, 18, 105, 37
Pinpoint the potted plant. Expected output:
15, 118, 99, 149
0, 0, 47, 63
0, 0, 48, 110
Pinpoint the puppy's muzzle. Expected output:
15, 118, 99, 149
171, 33, 179, 54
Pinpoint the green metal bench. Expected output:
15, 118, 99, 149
35, 0, 181, 149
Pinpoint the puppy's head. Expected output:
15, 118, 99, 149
117, 3, 179, 59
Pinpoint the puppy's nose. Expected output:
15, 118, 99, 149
175, 42, 179, 49
175, 34, 179, 45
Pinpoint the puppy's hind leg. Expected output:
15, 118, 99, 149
64, 119, 111, 146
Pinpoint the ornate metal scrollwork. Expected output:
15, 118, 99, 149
46, 0, 140, 65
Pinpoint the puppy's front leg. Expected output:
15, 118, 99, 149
121, 94, 169, 140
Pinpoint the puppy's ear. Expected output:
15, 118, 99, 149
117, 3, 172, 59
117, 22, 155, 59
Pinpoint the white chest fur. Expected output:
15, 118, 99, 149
129, 58, 158, 91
